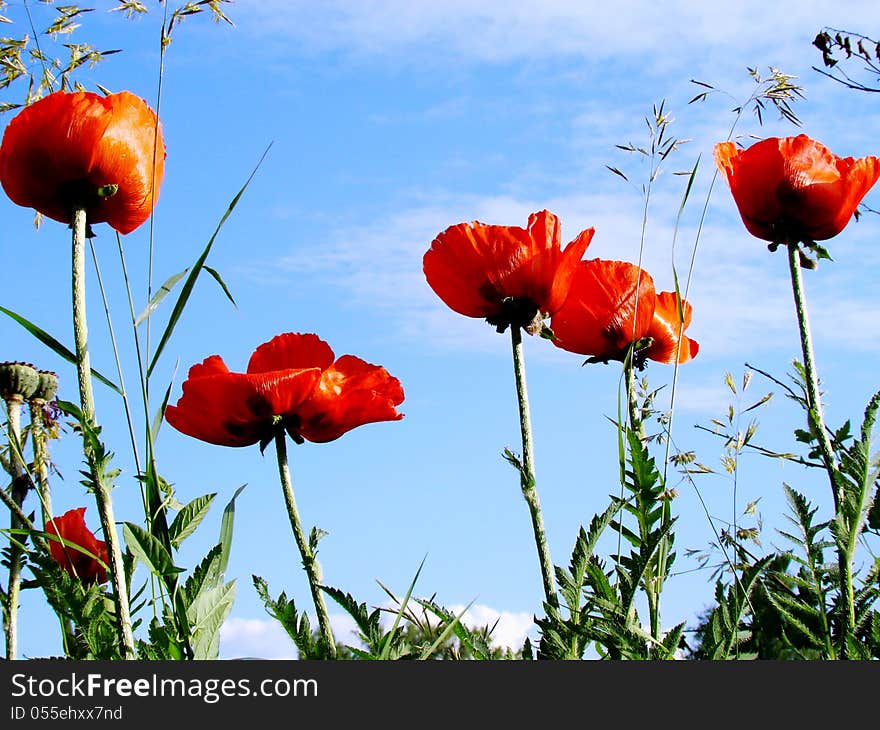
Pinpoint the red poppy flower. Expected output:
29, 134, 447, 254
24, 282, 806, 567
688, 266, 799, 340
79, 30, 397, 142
714, 135, 880, 243
0, 90, 165, 235
549, 259, 657, 362
423, 210, 594, 333
643, 291, 699, 365
165, 333, 404, 447
45, 508, 108, 584
550, 261, 698, 366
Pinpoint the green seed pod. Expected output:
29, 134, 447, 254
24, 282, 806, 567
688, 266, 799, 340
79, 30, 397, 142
32, 369, 59, 403
0, 361, 40, 402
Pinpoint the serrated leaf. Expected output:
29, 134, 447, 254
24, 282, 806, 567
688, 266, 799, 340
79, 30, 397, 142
169, 493, 216, 549
123, 522, 183, 578
188, 581, 236, 659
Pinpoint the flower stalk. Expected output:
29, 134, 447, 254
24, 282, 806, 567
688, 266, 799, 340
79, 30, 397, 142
71, 206, 135, 660
785, 242, 855, 647
510, 325, 558, 611
3, 395, 26, 660
274, 429, 336, 658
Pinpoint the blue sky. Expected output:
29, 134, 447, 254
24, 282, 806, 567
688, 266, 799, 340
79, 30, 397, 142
2, 0, 880, 658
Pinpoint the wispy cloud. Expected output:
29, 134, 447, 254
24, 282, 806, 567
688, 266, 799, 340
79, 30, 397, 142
235, 1, 872, 73
238, 185, 880, 364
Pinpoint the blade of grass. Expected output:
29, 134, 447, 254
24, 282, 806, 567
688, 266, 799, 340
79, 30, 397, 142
0, 305, 121, 394
135, 267, 190, 327
147, 143, 271, 377
219, 484, 246, 578
379, 554, 427, 660
419, 599, 475, 660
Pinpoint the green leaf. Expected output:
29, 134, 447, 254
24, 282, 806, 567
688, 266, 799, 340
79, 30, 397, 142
122, 522, 183, 579
219, 484, 246, 578
419, 599, 475, 660
148, 145, 271, 376
0, 305, 121, 394
188, 581, 236, 660
169, 493, 216, 549
150, 376, 176, 443
203, 265, 237, 308
379, 555, 426, 660
135, 267, 189, 326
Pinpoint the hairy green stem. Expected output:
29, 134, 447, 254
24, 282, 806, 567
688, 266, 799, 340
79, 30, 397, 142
510, 326, 558, 611
274, 430, 336, 658
3, 397, 26, 659
28, 401, 53, 526
71, 207, 135, 660
624, 361, 662, 644
786, 242, 854, 653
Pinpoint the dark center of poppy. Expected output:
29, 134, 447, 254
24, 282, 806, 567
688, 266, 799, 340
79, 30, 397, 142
486, 297, 544, 335
57, 180, 118, 225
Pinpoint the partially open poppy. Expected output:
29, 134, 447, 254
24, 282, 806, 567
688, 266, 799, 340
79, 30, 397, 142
46, 508, 109, 584
423, 210, 594, 334
550, 260, 698, 366
165, 333, 404, 447
0, 90, 165, 235
714, 135, 880, 244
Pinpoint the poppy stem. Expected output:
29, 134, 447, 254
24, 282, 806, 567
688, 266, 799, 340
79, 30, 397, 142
3, 396, 26, 659
509, 326, 558, 611
28, 400, 53, 526
623, 360, 662, 646
785, 241, 854, 651
71, 206, 136, 660
273, 430, 337, 658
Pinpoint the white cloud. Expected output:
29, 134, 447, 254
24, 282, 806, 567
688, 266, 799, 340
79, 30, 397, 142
219, 604, 534, 659
234, 1, 876, 71
219, 617, 297, 660
218, 613, 368, 659
444, 604, 536, 652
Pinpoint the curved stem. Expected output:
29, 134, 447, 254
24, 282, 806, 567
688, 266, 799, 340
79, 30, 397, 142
71, 207, 135, 659
274, 430, 336, 658
510, 326, 558, 611
785, 242, 854, 653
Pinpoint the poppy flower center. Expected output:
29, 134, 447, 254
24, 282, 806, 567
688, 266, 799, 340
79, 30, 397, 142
486, 296, 544, 335
57, 179, 118, 218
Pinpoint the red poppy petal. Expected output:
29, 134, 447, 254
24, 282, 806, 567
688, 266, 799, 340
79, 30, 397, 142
45, 508, 107, 583
87, 91, 166, 235
298, 355, 404, 443
247, 332, 335, 374
165, 367, 322, 447
551, 259, 656, 359
423, 220, 515, 318
246, 368, 323, 419
0, 92, 111, 225
482, 210, 560, 311
645, 291, 699, 364
545, 226, 595, 314
715, 135, 880, 243
715, 139, 786, 241
185, 354, 231, 380
165, 373, 273, 447
0, 91, 164, 234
